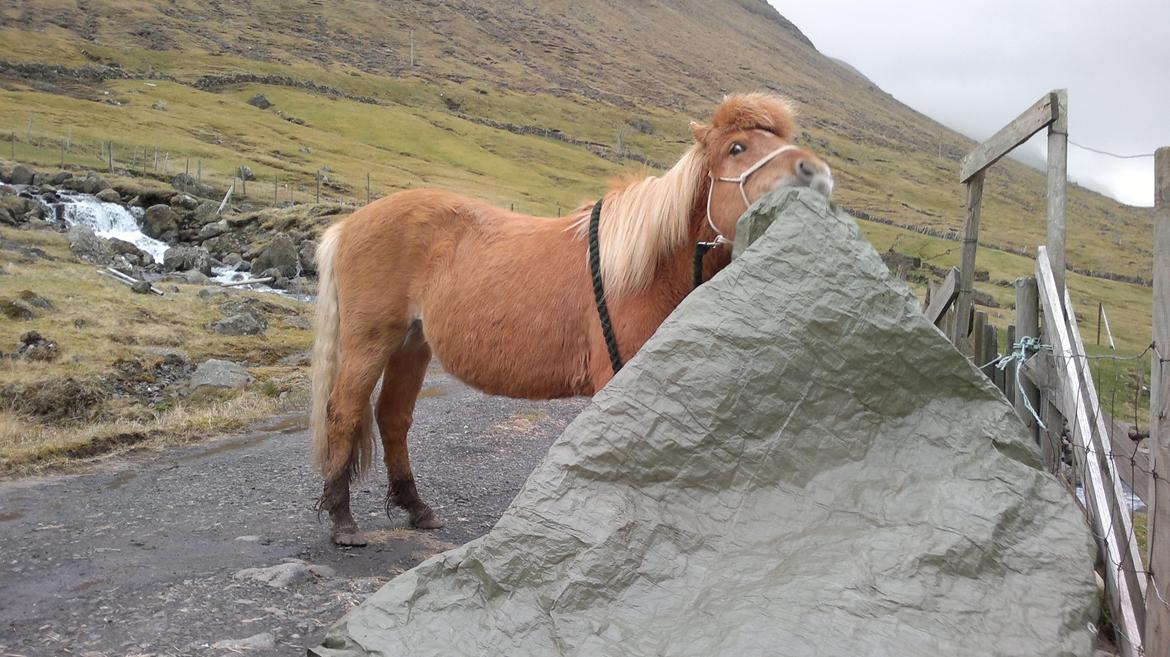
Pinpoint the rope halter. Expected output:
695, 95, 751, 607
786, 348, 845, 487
704, 144, 801, 245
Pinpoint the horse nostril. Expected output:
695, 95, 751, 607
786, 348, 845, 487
797, 159, 816, 180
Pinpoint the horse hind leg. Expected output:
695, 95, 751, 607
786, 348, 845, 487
376, 323, 445, 529
319, 334, 397, 546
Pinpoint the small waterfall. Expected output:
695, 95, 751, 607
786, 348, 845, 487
54, 194, 170, 262
3, 183, 171, 262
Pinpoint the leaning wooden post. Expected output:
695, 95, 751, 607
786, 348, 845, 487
951, 170, 985, 354
1014, 277, 1042, 447
1147, 146, 1170, 657
1045, 89, 1068, 301
366, 172, 371, 205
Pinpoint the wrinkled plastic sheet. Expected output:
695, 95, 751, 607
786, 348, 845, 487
312, 188, 1096, 657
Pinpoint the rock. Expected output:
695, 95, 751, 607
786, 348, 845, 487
232, 559, 334, 588
131, 280, 153, 294
67, 225, 114, 264
15, 330, 59, 362
183, 270, 211, 285
238, 165, 255, 181
189, 359, 253, 394
61, 172, 111, 195
251, 233, 300, 278
107, 238, 150, 261
211, 313, 267, 336
1, 299, 35, 320
151, 100, 167, 111
17, 290, 53, 311
197, 219, 227, 241
222, 252, 243, 268
0, 196, 40, 226
298, 239, 318, 275
282, 315, 311, 330
171, 193, 198, 210
9, 165, 35, 185
197, 286, 233, 299
142, 204, 179, 241
211, 633, 276, 651
169, 173, 215, 199
162, 245, 212, 275
48, 171, 72, 186
95, 188, 122, 203
246, 94, 272, 110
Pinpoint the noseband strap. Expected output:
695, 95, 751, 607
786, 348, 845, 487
695, 144, 800, 287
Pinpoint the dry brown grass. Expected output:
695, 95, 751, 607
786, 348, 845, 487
0, 227, 314, 469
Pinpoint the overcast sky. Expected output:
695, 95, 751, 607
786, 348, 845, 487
773, 0, 1169, 207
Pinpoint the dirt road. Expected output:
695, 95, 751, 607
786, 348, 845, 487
0, 366, 587, 656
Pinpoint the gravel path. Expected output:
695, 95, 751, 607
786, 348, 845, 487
0, 365, 587, 656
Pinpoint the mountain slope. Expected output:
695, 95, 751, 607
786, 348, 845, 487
0, 0, 1154, 281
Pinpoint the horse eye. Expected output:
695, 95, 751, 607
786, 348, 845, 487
729, 143, 746, 156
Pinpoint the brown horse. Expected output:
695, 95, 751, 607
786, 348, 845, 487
310, 93, 833, 545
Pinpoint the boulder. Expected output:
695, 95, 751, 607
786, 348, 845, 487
189, 359, 253, 394
142, 204, 179, 241
15, 330, 59, 362
211, 313, 268, 336
170, 173, 215, 199
197, 219, 228, 241
60, 172, 111, 195
95, 188, 122, 203
298, 239, 318, 275
246, 94, 272, 109
162, 245, 212, 275
48, 171, 72, 186
1, 299, 35, 320
222, 253, 244, 268
183, 270, 211, 285
251, 233, 300, 278
67, 225, 114, 264
17, 290, 53, 312
131, 280, 153, 294
171, 193, 199, 210
0, 195, 41, 226
238, 165, 255, 181
9, 165, 35, 185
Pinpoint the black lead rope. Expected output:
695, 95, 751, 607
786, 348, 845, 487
693, 241, 720, 289
588, 199, 624, 375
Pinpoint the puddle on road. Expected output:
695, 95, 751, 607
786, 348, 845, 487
263, 415, 311, 433
177, 433, 272, 463
417, 385, 448, 399
106, 471, 137, 491
0, 510, 25, 522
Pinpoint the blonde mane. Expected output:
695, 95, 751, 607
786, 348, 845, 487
576, 145, 707, 300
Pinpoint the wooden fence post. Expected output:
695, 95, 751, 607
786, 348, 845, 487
952, 171, 985, 354
366, 172, 371, 204
1147, 146, 1170, 656
1014, 277, 1042, 446
1046, 89, 1068, 300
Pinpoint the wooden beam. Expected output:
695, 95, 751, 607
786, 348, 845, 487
924, 267, 959, 326
1046, 89, 1069, 297
1147, 145, 1170, 657
1014, 277, 1041, 442
1037, 248, 1145, 657
952, 173, 985, 353
959, 92, 1057, 183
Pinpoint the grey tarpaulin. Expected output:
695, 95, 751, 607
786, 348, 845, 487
312, 188, 1097, 657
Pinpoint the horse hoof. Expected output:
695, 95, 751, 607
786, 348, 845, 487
410, 508, 446, 530
331, 529, 368, 547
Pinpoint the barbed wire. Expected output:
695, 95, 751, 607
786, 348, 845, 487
1068, 139, 1156, 160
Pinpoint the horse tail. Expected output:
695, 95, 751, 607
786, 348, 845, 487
310, 223, 350, 480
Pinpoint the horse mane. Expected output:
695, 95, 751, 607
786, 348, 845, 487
574, 144, 707, 300
574, 92, 795, 300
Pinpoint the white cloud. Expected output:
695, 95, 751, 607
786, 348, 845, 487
772, 0, 1169, 206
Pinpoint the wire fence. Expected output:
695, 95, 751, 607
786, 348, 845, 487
1041, 342, 1167, 651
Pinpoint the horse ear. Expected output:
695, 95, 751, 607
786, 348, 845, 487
689, 121, 710, 144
